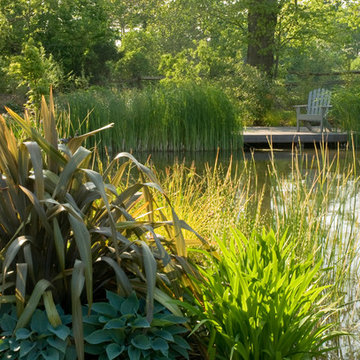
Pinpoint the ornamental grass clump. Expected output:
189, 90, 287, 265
0, 92, 200, 359
185, 229, 343, 360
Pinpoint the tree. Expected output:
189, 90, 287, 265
246, 0, 280, 77
0, 0, 118, 83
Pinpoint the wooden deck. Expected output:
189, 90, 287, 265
243, 127, 348, 148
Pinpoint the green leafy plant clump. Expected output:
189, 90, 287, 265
83, 291, 190, 360
0, 93, 200, 360
0, 304, 74, 360
185, 229, 343, 360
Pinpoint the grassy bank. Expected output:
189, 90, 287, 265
56, 82, 242, 152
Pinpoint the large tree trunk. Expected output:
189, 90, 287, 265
246, 0, 279, 77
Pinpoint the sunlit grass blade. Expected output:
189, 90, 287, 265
15, 263, 27, 317
43, 290, 62, 327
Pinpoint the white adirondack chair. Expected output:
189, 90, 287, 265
295, 88, 332, 133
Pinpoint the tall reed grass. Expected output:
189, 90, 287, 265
56, 82, 242, 152
153, 146, 360, 358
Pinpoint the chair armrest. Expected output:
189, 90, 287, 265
294, 105, 308, 108
320, 105, 332, 108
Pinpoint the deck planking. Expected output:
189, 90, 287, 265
243, 127, 348, 147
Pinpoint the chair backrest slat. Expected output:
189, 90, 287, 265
307, 88, 331, 115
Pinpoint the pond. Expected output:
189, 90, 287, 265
134, 147, 360, 359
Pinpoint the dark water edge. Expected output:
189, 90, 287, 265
132, 148, 359, 175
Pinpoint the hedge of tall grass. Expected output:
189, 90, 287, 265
56, 82, 242, 152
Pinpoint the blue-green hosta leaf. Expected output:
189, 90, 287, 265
165, 325, 188, 335
109, 328, 126, 344
91, 303, 117, 318
15, 328, 32, 340
47, 337, 68, 354
131, 316, 150, 328
131, 334, 151, 350
106, 343, 125, 360
84, 343, 104, 355
1, 313, 17, 333
151, 338, 169, 354
48, 324, 71, 341
40, 346, 60, 360
19, 340, 36, 358
83, 323, 98, 339
151, 329, 174, 342
120, 292, 139, 315
98, 316, 111, 323
82, 314, 100, 325
106, 291, 124, 310
85, 329, 112, 345
103, 318, 126, 330
30, 309, 49, 334
127, 345, 141, 360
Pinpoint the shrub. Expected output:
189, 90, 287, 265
184, 229, 343, 359
7, 38, 63, 109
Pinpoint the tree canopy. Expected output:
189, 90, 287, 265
0, 0, 358, 111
